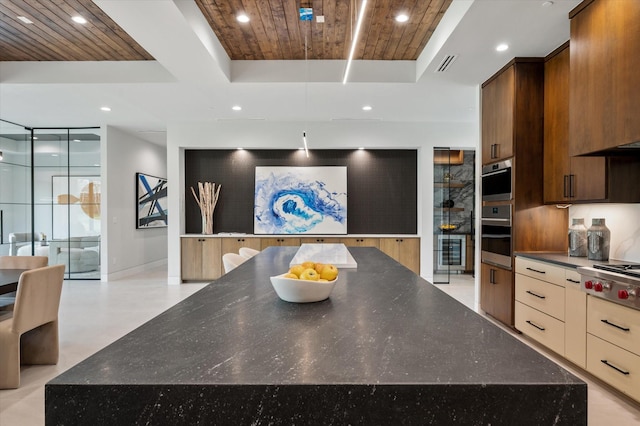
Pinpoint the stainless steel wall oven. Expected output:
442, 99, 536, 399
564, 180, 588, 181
481, 205, 512, 269
481, 159, 512, 201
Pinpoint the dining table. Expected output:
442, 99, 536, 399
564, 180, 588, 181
45, 246, 586, 425
0, 269, 26, 296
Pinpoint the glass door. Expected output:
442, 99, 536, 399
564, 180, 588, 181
33, 128, 101, 279
433, 148, 475, 284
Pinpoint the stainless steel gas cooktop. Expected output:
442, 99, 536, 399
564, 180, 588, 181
578, 263, 640, 310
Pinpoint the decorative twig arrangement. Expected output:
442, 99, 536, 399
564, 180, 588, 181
190, 182, 221, 234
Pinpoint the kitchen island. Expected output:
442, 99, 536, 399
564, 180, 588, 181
46, 247, 586, 425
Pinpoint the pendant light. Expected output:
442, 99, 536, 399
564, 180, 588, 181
301, 6, 311, 158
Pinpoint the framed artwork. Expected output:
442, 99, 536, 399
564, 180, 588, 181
254, 166, 347, 234
52, 176, 101, 239
136, 173, 168, 229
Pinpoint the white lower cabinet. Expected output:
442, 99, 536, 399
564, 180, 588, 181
586, 296, 640, 402
515, 257, 569, 357
564, 274, 587, 368
587, 333, 640, 402
515, 301, 565, 355
516, 256, 640, 403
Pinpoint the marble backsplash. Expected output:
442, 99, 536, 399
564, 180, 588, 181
569, 204, 640, 263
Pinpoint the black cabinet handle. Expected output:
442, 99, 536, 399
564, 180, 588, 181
489, 269, 495, 284
601, 319, 630, 332
569, 174, 575, 198
526, 267, 546, 274
526, 320, 545, 331
601, 359, 630, 375
563, 175, 569, 198
526, 290, 546, 299
566, 278, 580, 284
491, 143, 498, 159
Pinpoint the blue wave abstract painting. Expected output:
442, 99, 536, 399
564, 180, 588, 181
254, 167, 347, 234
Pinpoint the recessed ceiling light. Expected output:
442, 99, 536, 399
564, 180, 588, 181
237, 14, 249, 23
72, 16, 87, 24
362, 105, 372, 111
237, 147, 244, 150
51, 154, 58, 157
33, 136, 38, 140
17, 16, 34, 24
542, 1, 554, 7
73, 139, 81, 142
395, 14, 409, 23
358, 147, 365, 150
496, 43, 509, 52
232, 105, 242, 111
100, 106, 111, 112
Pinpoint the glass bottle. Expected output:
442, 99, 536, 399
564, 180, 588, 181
568, 218, 587, 257
587, 218, 610, 261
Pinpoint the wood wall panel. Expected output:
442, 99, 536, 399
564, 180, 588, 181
184, 149, 418, 235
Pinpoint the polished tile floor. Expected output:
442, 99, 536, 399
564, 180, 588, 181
1, 268, 639, 425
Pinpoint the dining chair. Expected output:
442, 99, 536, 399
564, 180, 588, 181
238, 247, 260, 259
222, 253, 248, 274
0, 255, 48, 269
0, 256, 49, 312
0, 264, 65, 389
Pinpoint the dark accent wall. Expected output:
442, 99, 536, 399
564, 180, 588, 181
184, 149, 417, 234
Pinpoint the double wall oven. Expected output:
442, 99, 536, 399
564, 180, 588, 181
481, 204, 512, 270
481, 159, 513, 269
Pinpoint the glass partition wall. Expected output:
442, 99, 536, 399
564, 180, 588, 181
433, 148, 475, 284
0, 120, 101, 279
0, 121, 32, 258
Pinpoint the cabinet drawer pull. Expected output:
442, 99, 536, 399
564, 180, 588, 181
569, 174, 575, 198
600, 319, 630, 332
563, 175, 569, 198
525, 290, 546, 299
601, 359, 630, 376
566, 278, 580, 284
526, 267, 546, 274
525, 320, 545, 331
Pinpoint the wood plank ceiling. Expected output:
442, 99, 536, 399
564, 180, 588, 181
0, 0, 452, 62
0, 0, 153, 61
196, 0, 453, 60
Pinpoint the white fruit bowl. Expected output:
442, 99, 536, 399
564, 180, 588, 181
270, 273, 338, 303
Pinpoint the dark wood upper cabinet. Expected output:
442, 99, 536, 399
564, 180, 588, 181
543, 43, 606, 203
481, 65, 515, 164
569, 0, 640, 155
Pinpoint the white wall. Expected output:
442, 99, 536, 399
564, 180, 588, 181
569, 204, 640, 263
166, 120, 479, 284
102, 125, 167, 280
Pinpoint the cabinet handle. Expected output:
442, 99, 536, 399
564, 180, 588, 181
526, 290, 546, 299
600, 319, 630, 332
526, 320, 545, 331
600, 359, 630, 376
563, 175, 569, 198
569, 174, 575, 198
489, 269, 495, 284
526, 267, 546, 274
566, 278, 580, 284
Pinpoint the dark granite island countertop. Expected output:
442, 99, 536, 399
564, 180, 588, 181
46, 247, 586, 425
